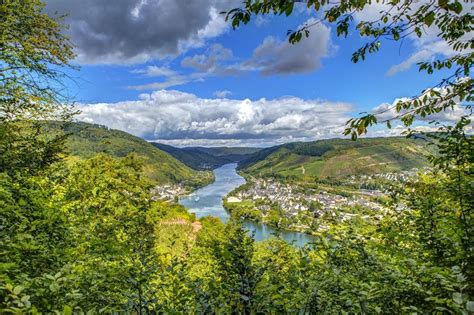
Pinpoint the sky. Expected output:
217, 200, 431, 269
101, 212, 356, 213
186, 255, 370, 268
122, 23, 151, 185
45, 0, 467, 147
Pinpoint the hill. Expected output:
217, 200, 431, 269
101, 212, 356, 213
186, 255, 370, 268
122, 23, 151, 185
152, 143, 261, 170
47, 122, 212, 186
239, 137, 432, 179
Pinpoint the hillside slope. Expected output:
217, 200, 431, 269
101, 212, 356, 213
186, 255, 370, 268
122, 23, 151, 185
152, 143, 261, 170
48, 122, 211, 186
239, 137, 431, 179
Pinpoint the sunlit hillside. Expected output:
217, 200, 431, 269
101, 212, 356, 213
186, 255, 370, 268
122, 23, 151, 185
48, 121, 213, 187
240, 137, 432, 179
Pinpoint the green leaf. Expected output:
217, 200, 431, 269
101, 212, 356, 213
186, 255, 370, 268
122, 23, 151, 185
450, 1, 463, 14
63, 305, 73, 315
466, 301, 474, 312
13, 286, 23, 295
424, 12, 435, 27
438, 0, 448, 8
453, 292, 463, 304
49, 283, 60, 293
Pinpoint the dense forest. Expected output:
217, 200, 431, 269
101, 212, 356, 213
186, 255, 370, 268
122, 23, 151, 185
1, 0, 473, 313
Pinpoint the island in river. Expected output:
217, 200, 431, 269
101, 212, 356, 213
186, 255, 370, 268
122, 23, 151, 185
179, 163, 315, 247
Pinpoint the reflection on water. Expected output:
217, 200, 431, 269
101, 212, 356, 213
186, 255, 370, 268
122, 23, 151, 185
243, 221, 315, 246
179, 163, 315, 247
179, 163, 244, 222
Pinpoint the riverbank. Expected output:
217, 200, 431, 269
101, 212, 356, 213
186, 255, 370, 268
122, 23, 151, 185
223, 198, 319, 235
178, 163, 316, 246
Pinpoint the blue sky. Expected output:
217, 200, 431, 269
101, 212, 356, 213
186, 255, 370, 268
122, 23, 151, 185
46, 0, 461, 146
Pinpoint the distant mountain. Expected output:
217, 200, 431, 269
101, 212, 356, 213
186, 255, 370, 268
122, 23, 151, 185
239, 137, 432, 179
152, 143, 261, 170
46, 122, 211, 186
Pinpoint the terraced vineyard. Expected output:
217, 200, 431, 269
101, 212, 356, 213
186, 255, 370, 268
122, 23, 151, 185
239, 137, 432, 179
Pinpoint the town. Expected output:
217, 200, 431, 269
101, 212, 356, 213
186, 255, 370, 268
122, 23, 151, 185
151, 184, 187, 201
223, 176, 390, 233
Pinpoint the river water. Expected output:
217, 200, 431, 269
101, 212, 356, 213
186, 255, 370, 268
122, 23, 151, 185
179, 163, 315, 246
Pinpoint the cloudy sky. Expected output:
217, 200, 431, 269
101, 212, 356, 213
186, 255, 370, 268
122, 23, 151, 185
45, 0, 466, 147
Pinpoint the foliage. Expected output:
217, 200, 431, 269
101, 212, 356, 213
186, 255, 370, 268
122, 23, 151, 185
0, 0, 76, 176
1, 148, 473, 313
1, 154, 201, 313
1, 0, 473, 313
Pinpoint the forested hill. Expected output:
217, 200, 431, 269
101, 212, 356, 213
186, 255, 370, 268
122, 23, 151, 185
152, 143, 261, 170
47, 122, 211, 186
239, 137, 432, 179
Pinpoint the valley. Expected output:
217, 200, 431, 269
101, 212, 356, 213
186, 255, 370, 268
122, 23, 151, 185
152, 142, 260, 170
60, 125, 431, 240
152, 136, 431, 237
4, 2, 471, 312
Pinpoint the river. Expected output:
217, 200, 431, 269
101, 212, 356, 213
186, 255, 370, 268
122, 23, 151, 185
179, 163, 315, 246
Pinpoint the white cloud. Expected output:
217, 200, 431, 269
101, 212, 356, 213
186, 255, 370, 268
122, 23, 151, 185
367, 123, 473, 138
213, 90, 232, 98
77, 89, 353, 146
129, 44, 240, 90
387, 40, 455, 76
126, 17, 333, 91
254, 15, 270, 27
128, 76, 191, 90
76, 89, 471, 146
132, 66, 177, 77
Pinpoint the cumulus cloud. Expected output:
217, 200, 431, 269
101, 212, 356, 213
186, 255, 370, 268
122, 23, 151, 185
244, 20, 333, 75
177, 18, 333, 79
45, 0, 236, 64
77, 89, 352, 146
76, 89, 470, 146
125, 17, 333, 90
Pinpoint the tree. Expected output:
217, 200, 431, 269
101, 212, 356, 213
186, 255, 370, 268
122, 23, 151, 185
224, 0, 474, 306
61, 154, 165, 312
210, 223, 262, 314
1, 2, 78, 312
224, 0, 472, 138
0, 0, 76, 175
